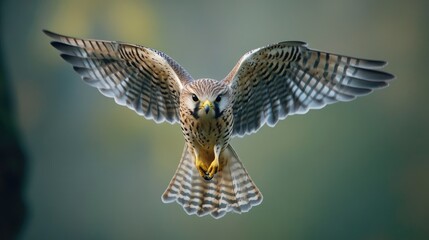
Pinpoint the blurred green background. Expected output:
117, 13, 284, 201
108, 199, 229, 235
1, 0, 428, 239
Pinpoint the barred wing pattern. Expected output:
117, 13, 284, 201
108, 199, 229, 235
224, 41, 394, 137
44, 30, 193, 124
162, 145, 262, 219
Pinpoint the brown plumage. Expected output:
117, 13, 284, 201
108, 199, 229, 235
44, 30, 393, 218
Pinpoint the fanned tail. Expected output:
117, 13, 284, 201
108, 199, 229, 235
161, 144, 262, 219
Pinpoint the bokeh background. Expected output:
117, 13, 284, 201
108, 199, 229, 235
1, 0, 428, 239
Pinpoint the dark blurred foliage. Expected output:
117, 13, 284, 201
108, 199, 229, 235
0, 34, 27, 240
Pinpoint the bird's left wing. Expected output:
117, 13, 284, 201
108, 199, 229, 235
44, 30, 193, 124
223, 41, 394, 137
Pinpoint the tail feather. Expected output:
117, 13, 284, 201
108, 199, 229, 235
162, 144, 262, 219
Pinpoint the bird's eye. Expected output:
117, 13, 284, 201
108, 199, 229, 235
215, 95, 222, 102
192, 94, 199, 102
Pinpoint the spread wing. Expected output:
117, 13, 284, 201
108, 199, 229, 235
224, 41, 394, 137
44, 30, 193, 124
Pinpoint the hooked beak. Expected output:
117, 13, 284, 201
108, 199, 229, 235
202, 100, 213, 114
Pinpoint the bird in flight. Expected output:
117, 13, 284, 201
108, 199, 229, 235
44, 30, 393, 218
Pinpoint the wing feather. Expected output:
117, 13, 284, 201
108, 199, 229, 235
224, 41, 394, 137
44, 30, 193, 124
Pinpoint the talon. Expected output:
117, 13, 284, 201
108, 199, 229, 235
195, 157, 208, 179
203, 174, 212, 181
207, 160, 219, 179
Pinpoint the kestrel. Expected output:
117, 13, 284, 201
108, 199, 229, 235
44, 30, 394, 218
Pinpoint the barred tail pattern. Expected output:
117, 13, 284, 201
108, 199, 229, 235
162, 145, 262, 219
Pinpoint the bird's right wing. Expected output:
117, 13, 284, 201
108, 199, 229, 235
44, 30, 193, 124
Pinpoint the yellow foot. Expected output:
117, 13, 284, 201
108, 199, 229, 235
206, 159, 219, 180
195, 157, 208, 179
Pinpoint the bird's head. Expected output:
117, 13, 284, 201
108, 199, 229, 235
181, 79, 232, 120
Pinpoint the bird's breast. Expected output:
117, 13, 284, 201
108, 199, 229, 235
194, 120, 219, 147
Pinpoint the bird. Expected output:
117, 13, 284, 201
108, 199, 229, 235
43, 29, 394, 219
